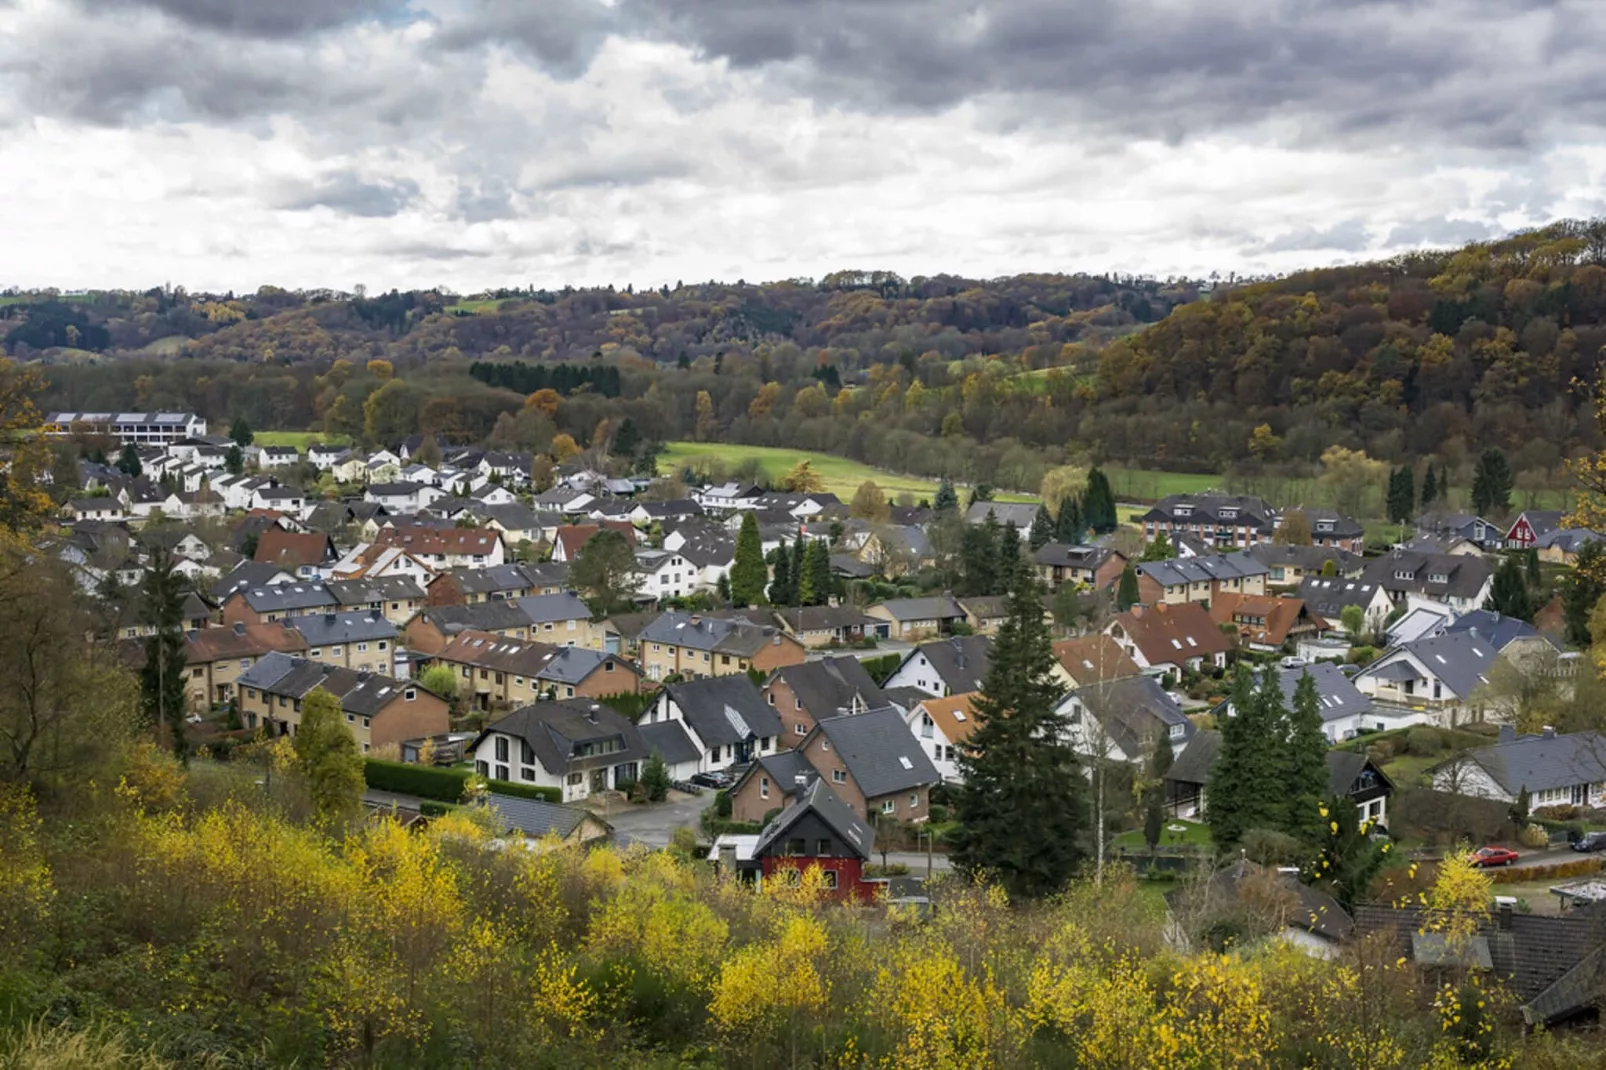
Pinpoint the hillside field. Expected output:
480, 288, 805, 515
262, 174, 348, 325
253, 431, 348, 449
661, 441, 1036, 502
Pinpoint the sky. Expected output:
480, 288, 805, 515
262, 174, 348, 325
1, 0, 1604, 294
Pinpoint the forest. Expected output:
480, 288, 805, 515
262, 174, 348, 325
16, 219, 1606, 493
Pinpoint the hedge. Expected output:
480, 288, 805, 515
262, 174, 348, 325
1489, 857, 1603, 884
364, 759, 561, 804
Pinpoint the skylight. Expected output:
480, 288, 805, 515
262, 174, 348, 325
953, 710, 966, 721
898, 756, 914, 770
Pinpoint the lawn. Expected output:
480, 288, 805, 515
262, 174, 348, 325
1111, 818, 1213, 851
1102, 467, 1225, 502
254, 431, 349, 449
660, 441, 1036, 503
446, 297, 523, 315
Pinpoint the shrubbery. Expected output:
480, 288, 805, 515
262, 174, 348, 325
363, 758, 560, 803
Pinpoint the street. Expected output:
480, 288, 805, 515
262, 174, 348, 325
593, 789, 716, 847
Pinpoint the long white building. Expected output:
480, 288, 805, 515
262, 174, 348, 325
45, 411, 208, 444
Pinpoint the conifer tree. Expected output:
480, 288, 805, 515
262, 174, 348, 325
1054, 495, 1085, 544
117, 443, 142, 479
951, 565, 1086, 898
769, 540, 793, 606
1084, 468, 1118, 533
790, 530, 806, 596
1285, 671, 1330, 849
995, 517, 1022, 587
1421, 464, 1438, 508
140, 545, 189, 763
1563, 540, 1606, 646
804, 539, 832, 606
960, 514, 1001, 596
730, 512, 768, 606
934, 476, 959, 515
1115, 562, 1140, 610
1398, 465, 1415, 520
1471, 448, 1512, 516
228, 416, 254, 446
1484, 555, 1534, 621
1207, 667, 1291, 851
1140, 531, 1174, 562
1028, 504, 1054, 550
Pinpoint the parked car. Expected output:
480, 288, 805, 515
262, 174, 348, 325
1470, 846, 1520, 868
690, 770, 733, 790
1572, 831, 1606, 853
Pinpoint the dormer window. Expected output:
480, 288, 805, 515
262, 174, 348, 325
1429, 573, 1448, 584
1175, 506, 1192, 518
1219, 508, 1237, 520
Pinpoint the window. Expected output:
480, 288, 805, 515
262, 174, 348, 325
362, 743, 370, 753
495, 737, 510, 761
238, 658, 251, 671
357, 642, 368, 653
567, 772, 583, 785
404, 688, 416, 701
881, 799, 895, 815
909, 793, 920, 808
920, 713, 934, 739
816, 839, 831, 856
495, 764, 508, 780
565, 686, 575, 698
795, 722, 807, 736
310, 648, 322, 658
821, 740, 830, 751
760, 777, 770, 798
832, 769, 846, 784
378, 641, 388, 651
191, 667, 204, 679
785, 837, 806, 856
331, 646, 343, 657
247, 688, 257, 699
604, 661, 614, 673
521, 767, 535, 782
361, 717, 369, 728
821, 870, 838, 890
346, 713, 355, 723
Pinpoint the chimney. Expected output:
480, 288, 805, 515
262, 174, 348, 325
1543, 725, 1556, 739
1495, 897, 1516, 930
586, 704, 600, 724
233, 621, 245, 635
1499, 724, 1516, 744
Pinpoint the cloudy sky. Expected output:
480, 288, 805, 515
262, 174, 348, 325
1, 0, 1603, 293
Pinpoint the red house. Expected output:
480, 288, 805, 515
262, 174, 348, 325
1505, 510, 1564, 550
752, 778, 876, 902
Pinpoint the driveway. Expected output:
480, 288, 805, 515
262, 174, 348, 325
598, 789, 717, 847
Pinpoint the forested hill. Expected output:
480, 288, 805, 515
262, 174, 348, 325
20, 220, 1606, 490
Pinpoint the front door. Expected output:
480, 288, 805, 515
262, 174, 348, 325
590, 768, 609, 795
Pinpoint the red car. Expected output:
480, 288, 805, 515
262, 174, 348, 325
1469, 846, 1520, 868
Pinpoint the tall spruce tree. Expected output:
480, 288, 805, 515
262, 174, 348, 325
1471, 448, 1513, 516
934, 476, 959, 515
1484, 555, 1534, 621
730, 512, 768, 606
1115, 562, 1140, 610
140, 545, 189, 762
950, 564, 1086, 898
1421, 464, 1438, 508
1028, 504, 1054, 550
790, 531, 807, 598
1285, 671, 1330, 850
1055, 495, 1085, 544
995, 517, 1023, 585
804, 539, 832, 606
228, 416, 254, 446
117, 443, 142, 478
1084, 468, 1118, 534
961, 514, 1001, 596
1397, 465, 1415, 521
769, 541, 793, 606
1207, 667, 1291, 851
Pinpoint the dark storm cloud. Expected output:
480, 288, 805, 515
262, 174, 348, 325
1384, 218, 1502, 245
1252, 219, 1374, 254
274, 172, 421, 217
433, 0, 617, 79
97, 0, 397, 38
618, 0, 1601, 148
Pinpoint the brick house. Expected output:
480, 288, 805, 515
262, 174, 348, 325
282, 610, 398, 673
325, 576, 426, 627
236, 651, 448, 754
184, 621, 308, 712
1139, 494, 1277, 549
796, 706, 941, 823
763, 656, 889, 747
752, 778, 876, 902
1135, 551, 1269, 607
1105, 602, 1233, 677
432, 629, 640, 712
1032, 543, 1127, 590
635, 611, 805, 683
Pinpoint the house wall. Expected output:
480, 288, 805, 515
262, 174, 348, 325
221, 596, 264, 627
763, 676, 817, 749
885, 653, 948, 697
798, 734, 930, 822
240, 683, 445, 755
299, 635, 393, 673
759, 855, 869, 901
907, 711, 963, 783
731, 772, 799, 824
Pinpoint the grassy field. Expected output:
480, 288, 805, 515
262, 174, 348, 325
1103, 467, 1225, 502
445, 297, 522, 315
1112, 819, 1212, 851
254, 431, 348, 449
660, 442, 1035, 502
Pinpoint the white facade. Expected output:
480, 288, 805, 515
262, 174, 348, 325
45, 411, 206, 443
905, 704, 966, 783
884, 651, 949, 697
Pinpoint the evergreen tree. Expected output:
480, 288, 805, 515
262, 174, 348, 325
224, 443, 244, 476
139, 546, 189, 763
1140, 531, 1174, 562
117, 443, 142, 479
790, 532, 807, 600
1207, 667, 1291, 851
228, 416, 254, 446
1115, 562, 1140, 610
1471, 448, 1513, 516
612, 417, 641, 459
292, 687, 365, 826
934, 476, 959, 515
1386, 467, 1416, 524
960, 512, 1002, 595
950, 566, 1086, 898
1484, 555, 1534, 621
966, 483, 994, 511
769, 540, 793, 606
1084, 468, 1117, 533
1054, 495, 1085, 544
995, 518, 1022, 586
730, 512, 768, 606
1028, 504, 1054, 550
1525, 547, 1542, 590
716, 572, 731, 602
804, 538, 833, 607
1421, 464, 1438, 508
1563, 540, 1606, 647
1150, 730, 1174, 784
1285, 671, 1330, 849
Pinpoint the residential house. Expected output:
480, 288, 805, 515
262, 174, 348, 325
365, 481, 448, 513
403, 601, 539, 654
512, 591, 601, 649
751, 778, 876, 901
905, 692, 978, 784
253, 529, 337, 579
1439, 610, 1563, 670
1105, 602, 1232, 677
763, 657, 889, 745
373, 525, 506, 570
1431, 727, 1606, 809
483, 794, 613, 847
694, 482, 764, 511
1537, 528, 1606, 566
637, 719, 704, 784
1221, 662, 1420, 743
324, 576, 426, 627
1293, 508, 1366, 553
958, 595, 1010, 636
65, 497, 128, 522
1506, 510, 1566, 550
211, 561, 297, 602
773, 604, 884, 649
841, 523, 932, 577
221, 582, 339, 626
1167, 860, 1354, 959
1298, 575, 1396, 635
671, 528, 738, 590
1059, 675, 1193, 766
307, 445, 352, 472
796, 706, 941, 822
432, 631, 640, 711
1208, 592, 1327, 652
964, 500, 1040, 537
1051, 634, 1144, 689
237, 652, 448, 754
729, 749, 817, 823
551, 522, 635, 563
283, 610, 398, 673
639, 676, 783, 774
44, 410, 207, 444
250, 484, 305, 514
1362, 549, 1494, 614
1140, 494, 1277, 549
1415, 510, 1505, 550
865, 593, 967, 640
327, 544, 435, 584
183, 621, 309, 711
1032, 542, 1126, 590
1246, 543, 1363, 587
1166, 729, 1393, 825
470, 701, 647, 802
632, 548, 700, 601
883, 635, 991, 697
1387, 603, 1457, 646
1135, 552, 1269, 607
635, 611, 805, 682
475, 504, 556, 549
255, 445, 300, 470
1353, 631, 1500, 727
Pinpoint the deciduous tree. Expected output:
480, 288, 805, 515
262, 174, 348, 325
850, 480, 890, 522
140, 545, 189, 763
292, 686, 365, 826
570, 529, 638, 614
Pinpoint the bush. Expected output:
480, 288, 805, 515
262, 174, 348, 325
1535, 803, 1581, 821
1517, 823, 1550, 848
1489, 857, 1603, 884
715, 790, 732, 819
928, 805, 951, 823
1405, 727, 1444, 756
419, 801, 453, 818
1240, 828, 1303, 866
483, 779, 562, 804
362, 759, 561, 804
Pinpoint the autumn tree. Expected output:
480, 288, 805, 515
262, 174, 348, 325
950, 565, 1086, 898
570, 530, 638, 614
1274, 508, 1312, 546
730, 513, 767, 606
0, 360, 54, 534
363, 378, 417, 446
1246, 422, 1282, 461
292, 686, 365, 826
1317, 445, 1386, 519
694, 390, 717, 442
366, 358, 394, 381
550, 434, 581, 463
850, 480, 890, 522
782, 460, 825, 494
415, 433, 442, 467
524, 388, 561, 418
529, 454, 556, 492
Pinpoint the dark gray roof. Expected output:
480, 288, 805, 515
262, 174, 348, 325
1539, 528, 1605, 554
754, 778, 873, 861
873, 594, 965, 622
1033, 542, 1118, 570
530, 645, 623, 685
513, 591, 593, 625
234, 583, 338, 614
1442, 609, 1556, 652
768, 657, 888, 720
1263, 662, 1372, 725
638, 720, 701, 766
474, 700, 646, 777
1138, 551, 1268, 588
673, 528, 736, 568
236, 652, 414, 716
964, 501, 1040, 529
776, 604, 880, 634
325, 576, 425, 606
1359, 632, 1499, 700
1164, 728, 1222, 787
882, 686, 932, 712
424, 601, 534, 635
1298, 575, 1385, 616
1361, 549, 1493, 601
904, 635, 991, 694
733, 749, 817, 801
484, 794, 601, 840
1326, 750, 1392, 799
284, 610, 396, 646
1068, 675, 1192, 758
454, 563, 542, 595
1246, 543, 1358, 573
211, 561, 295, 600
660, 676, 783, 746
1297, 507, 1365, 539
638, 611, 788, 657
813, 707, 940, 798
1453, 731, 1606, 795
1140, 493, 1275, 533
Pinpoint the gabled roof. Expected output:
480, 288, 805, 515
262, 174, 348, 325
1359, 631, 1498, 699
811, 707, 940, 797
768, 656, 887, 720
904, 635, 992, 694
1298, 575, 1387, 617
754, 778, 873, 861
661, 676, 783, 746
1326, 750, 1392, 799
1246, 542, 1358, 573
1169, 859, 1352, 942
211, 561, 296, 600
914, 692, 980, 746
325, 576, 426, 606
231, 583, 338, 614
1447, 731, 1606, 795
236, 651, 416, 715
1441, 609, 1555, 652
732, 748, 818, 801
253, 529, 335, 569
1110, 602, 1232, 664
775, 604, 880, 634
374, 525, 502, 556
1362, 549, 1493, 600
1208, 592, 1327, 646
638, 720, 701, 766
872, 593, 965, 622
1270, 661, 1372, 725
1067, 675, 1192, 758
1140, 493, 1275, 531
964, 501, 1040, 529
284, 610, 397, 646
513, 591, 593, 625
421, 600, 535, 635
1137, 551, 1269, 588
185, 621, 308, 663
957, 595, 1009, 620
1051, 634, 1143, 684
484, 793, 604, 840
474, 700, 646, 777
638, 611, 792, 657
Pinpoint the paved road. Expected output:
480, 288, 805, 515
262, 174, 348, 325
600, 790, 717, 847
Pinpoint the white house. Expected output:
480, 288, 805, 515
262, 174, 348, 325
365, 482, 447, 513
1058, 675, 1193, 766
1431, 728, 1606, 809
633, 549, 697, 600
470, 701, 648, 803
1353, 632, 1499, 727
905, 693, 979, 784
638, 676, 783, 775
